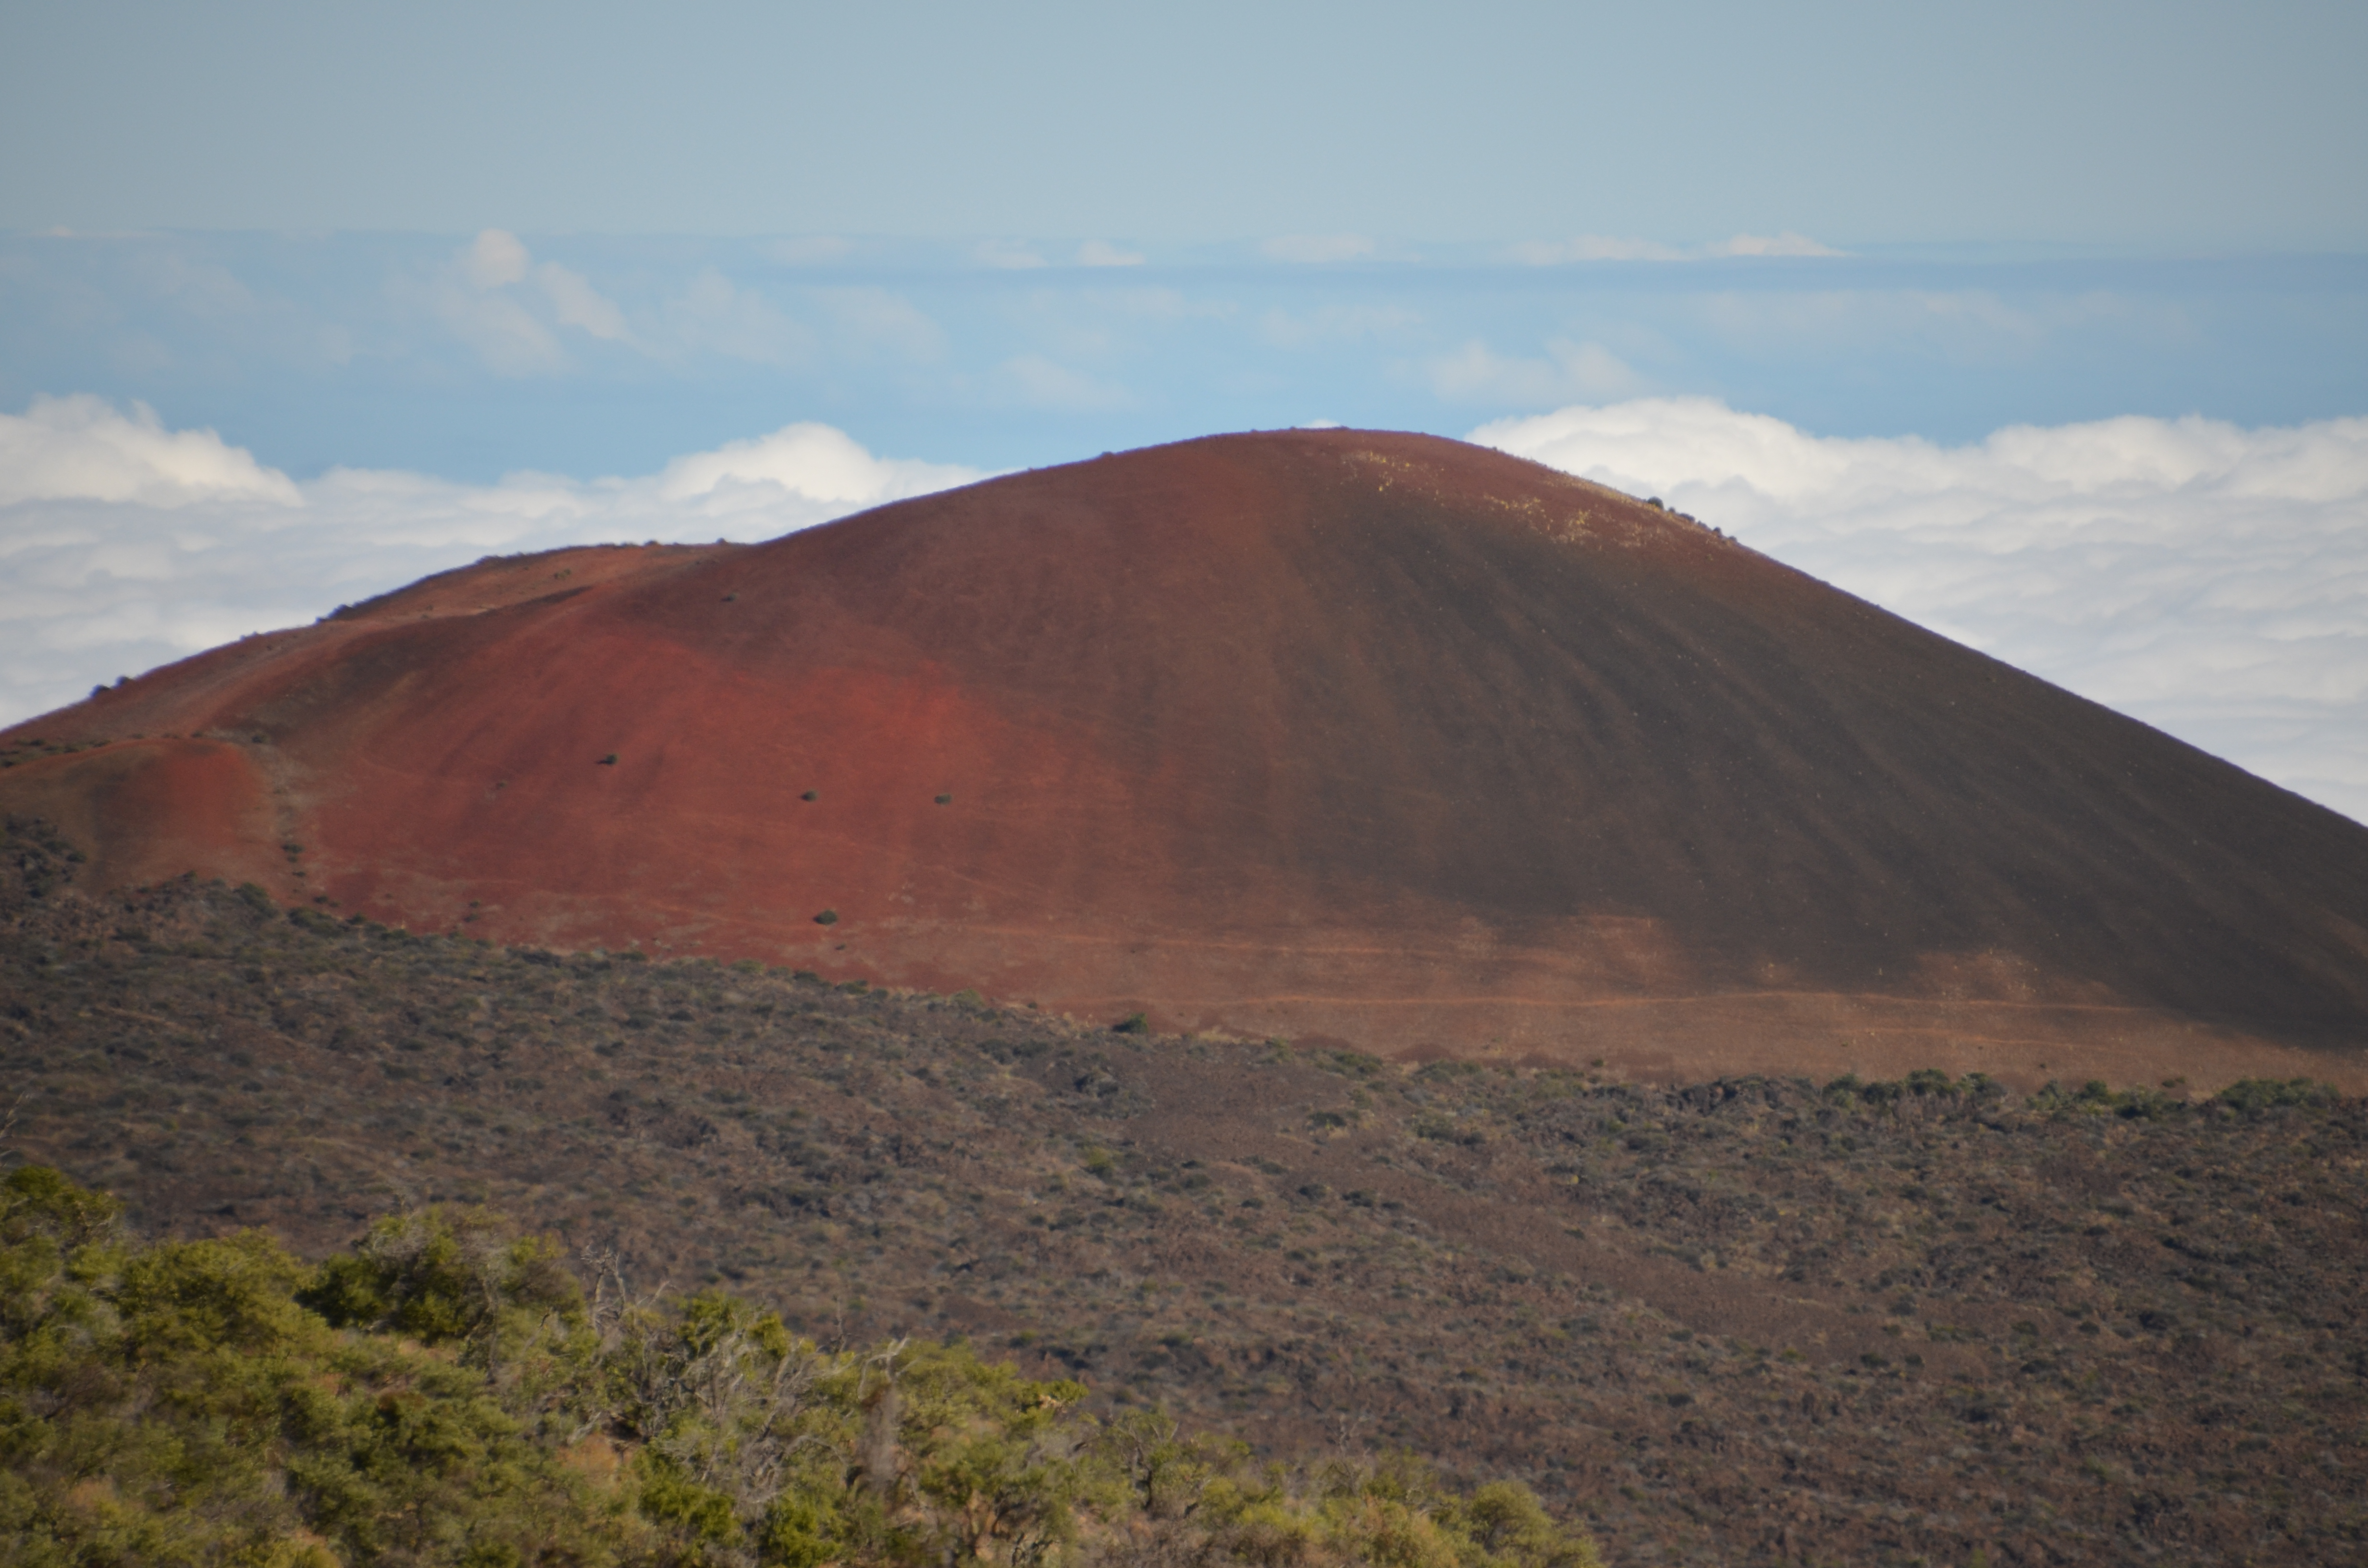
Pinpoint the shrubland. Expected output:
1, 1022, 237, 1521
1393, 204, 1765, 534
0, 1164, 1599, 1568
4, 815, 2365, 1565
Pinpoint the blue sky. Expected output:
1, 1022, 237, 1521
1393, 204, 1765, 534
5, 232, 2368, 481
8, 1, 2365, 249
3, 1, 2365, 820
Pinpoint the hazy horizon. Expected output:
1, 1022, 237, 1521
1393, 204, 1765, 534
5, 3, 2363, 823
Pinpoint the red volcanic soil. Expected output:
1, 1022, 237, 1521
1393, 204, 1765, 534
8, 431, 2368, 1088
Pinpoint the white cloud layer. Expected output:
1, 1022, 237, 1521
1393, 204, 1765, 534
7, 393, 2362, 832
0, 395, 300, 508
0, 398, 986, 726
1474, 399, 2368, 824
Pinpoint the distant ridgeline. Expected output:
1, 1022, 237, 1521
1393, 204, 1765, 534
5, 815, 2368, 1565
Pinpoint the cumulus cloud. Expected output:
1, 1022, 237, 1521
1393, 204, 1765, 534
0, 396, 300, 508
14, 390, 2360, 833
1474, 398, 2368, 824
652, 424, 977, 510
1260, 234, 1375, 265
0, 397, 987, 727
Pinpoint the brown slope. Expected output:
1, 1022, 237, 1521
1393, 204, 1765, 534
5, 430, 2367, 1086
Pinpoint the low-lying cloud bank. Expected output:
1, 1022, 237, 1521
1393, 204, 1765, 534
0, 395, 984, 726
4, 394, 2363, 827
1475, 399, 2368, 825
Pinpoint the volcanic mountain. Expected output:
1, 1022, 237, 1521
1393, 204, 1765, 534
6, 430, 2366, 1086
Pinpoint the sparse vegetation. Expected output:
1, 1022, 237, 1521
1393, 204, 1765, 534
3, 814, 2366, 1564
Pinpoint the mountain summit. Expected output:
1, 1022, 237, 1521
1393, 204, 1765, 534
7, 430, 2365, 1085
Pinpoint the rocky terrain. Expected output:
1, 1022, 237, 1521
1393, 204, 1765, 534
7, 819, 2362, 1566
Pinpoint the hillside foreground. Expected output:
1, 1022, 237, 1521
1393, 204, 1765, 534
4, 820, 2363, 1566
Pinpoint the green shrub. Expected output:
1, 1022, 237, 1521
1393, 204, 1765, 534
2218, 1077, 2333, 1115
0, 1171, 1608, 1568
300, 1204, 580, 1347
